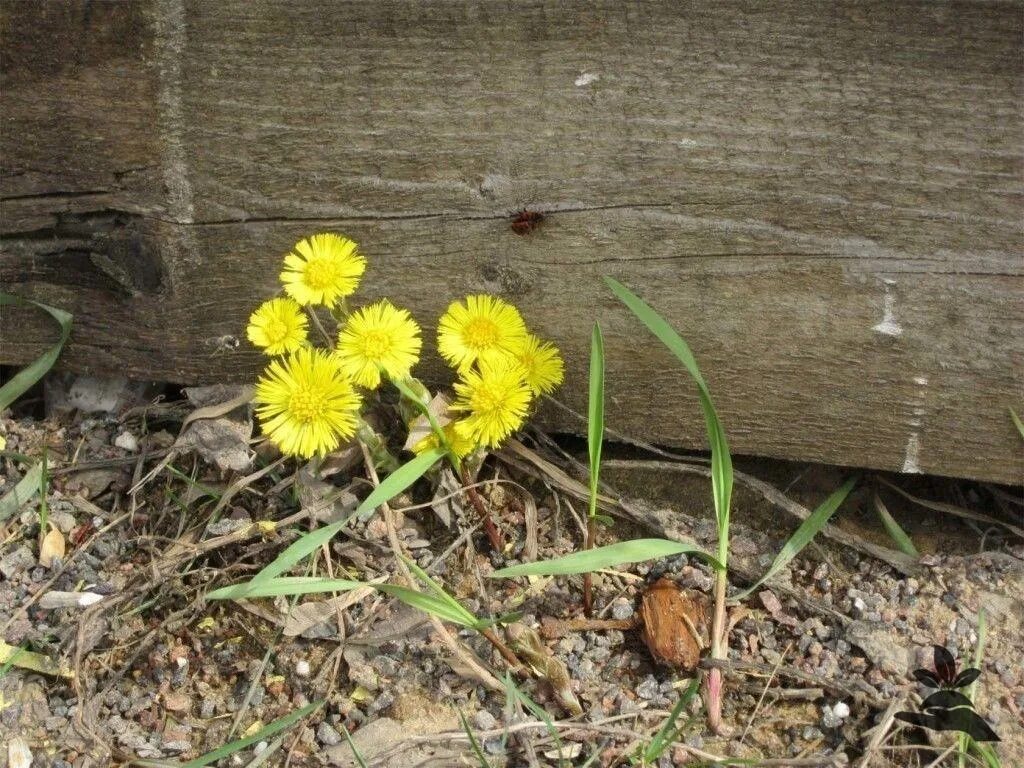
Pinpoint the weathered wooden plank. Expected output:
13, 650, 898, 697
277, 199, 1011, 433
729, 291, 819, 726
2, 1, 1022, 483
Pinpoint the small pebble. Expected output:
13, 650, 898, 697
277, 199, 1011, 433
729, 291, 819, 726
316, 722, 342, 746
114, 432, 139, 451
473, 709, 497, 730
636, 676, 660, 700
610, 599, 634, 621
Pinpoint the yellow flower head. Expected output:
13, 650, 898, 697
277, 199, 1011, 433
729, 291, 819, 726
246, 297, 308, 355
437, 294, 528, 373
450, 357, 533, 448
336, 300, 423, 389
280, 233, 367, 306
516, 334, 564, 397
412, 422, 478, 460
254, 348, 362, 458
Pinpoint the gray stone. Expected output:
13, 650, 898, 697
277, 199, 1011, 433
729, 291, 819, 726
473, 709, 497, 731
610, 599, 634, 621
317, 722, 343, 746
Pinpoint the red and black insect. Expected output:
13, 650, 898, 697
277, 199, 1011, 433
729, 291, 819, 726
510, 209, 545, 235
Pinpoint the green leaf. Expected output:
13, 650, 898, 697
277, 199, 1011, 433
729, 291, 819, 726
872, 493, 919, 558
0, 293, 72, 410
603, 278, 733, 541
340, 722, 369, 768
174, 701, 322, 768
206, 577, 365, 600
588, 323, 605, 519
399, 555, 479, 626
459, 710, 493, 768
374, 584, 479, 628
489, 538, 721, 578
733, 477, 857, 600
503, 673, 563, 761
1010, 407, 1024, 440
0, 461, 43, 522
640, 678, 700, 763
235, 447, 445, 592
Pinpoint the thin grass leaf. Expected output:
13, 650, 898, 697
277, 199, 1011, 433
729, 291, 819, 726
157, 701, 323, 768
0, 639, 70, 678
588, 323, 605, 518
1010, 408, 1024, 440
374, 584, 477, 627
873, 492, 919, 558
603, 277, 733, 536
340, 723, 369, 768
503, 673, 563, 760
733, 477, 857, 600
0, 294, 73, 410
403, 555, 457, 604
239, 447, 445, 590
0, 461, 43, 522
375, 583, 480, 628
489, 538, 721, 578
401, 555, 479, 625
38, 450, 49, 530
0, 644, 25, 678
207, 577, 365, 600
640, 678, 700, 763
459, 711, 493, 768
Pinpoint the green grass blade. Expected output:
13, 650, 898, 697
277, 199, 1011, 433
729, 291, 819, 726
872, 493, 919, 558
603, 277, 733, 535
1010, 407, 1024, 440
353, 446, 447, 521
503, 673, 563, 762
0, 294, 72, 410
374, 584, 479, 628
733, 477, 857, 600
489, 538, 721, 578
459, 710, 493, 768
642, 678, 700, 762
206, 577, 365, 600
0, 461, 43, 522
588, 323, 605, 518
402, 555, 478, 625
340, 723, 369, 768
239, 447, 445, 590
176, 700, 322, 768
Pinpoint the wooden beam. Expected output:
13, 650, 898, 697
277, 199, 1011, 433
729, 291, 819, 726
2, 1, 1022, 483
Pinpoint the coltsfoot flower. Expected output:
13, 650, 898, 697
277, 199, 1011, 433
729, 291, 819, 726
254, 348, 362, 458
412, 422, 478, 460
280, 233, 367, 307
437, 294, 528, 373
246, 297, 309, 355
336, 300, 422, 389
451, 357, 532, 448
515, 334, 564, 397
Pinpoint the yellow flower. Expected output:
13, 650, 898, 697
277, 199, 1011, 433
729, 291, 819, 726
516, 334, 564, 396
437, 294, 528, 373
412, 423, 478, 460
246, 297, 309, 355
450, 357, 532, 448
336, 300, 422, 389
280, 233, 367, 306
254, 348, 362, 458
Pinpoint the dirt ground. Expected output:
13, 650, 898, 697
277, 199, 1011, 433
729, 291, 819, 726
1, 382, 1021, 767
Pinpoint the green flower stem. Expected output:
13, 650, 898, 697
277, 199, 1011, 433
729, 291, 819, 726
306, 306, 335, 346
391, 376, 461, 474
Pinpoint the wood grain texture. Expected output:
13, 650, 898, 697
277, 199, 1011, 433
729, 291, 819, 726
2, 1, 1022, 483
